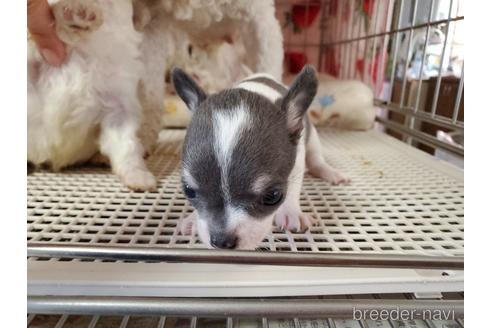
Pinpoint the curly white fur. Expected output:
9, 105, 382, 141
161, 0, 283, 83
28, 0, 156, 190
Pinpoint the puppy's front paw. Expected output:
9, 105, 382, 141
120, 168, 156, 191
52, 0, 103, 44
177, 212, 197, 236
325, 169, 351, 185
310, 164, 351, 185
274, 206, 318, 232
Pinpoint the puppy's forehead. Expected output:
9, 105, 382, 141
183, 89, 296, 195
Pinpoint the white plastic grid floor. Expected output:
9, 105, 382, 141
27, 128, 464, 257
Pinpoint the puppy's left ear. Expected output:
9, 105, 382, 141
281, 65, 318, 142
171, 67, 207, 112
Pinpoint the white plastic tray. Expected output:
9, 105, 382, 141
27, 128, 464, 297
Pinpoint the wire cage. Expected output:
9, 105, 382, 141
278, 0, 464, 157
27, 0, 464, 326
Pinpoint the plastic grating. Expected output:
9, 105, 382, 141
27, 129, 464, 259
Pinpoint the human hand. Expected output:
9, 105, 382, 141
27, 0, 66, 66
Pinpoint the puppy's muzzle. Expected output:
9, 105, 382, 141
211, 234, 237, 249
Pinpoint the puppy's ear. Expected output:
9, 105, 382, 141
281, 65, 318, 142
171, 67, 207, 112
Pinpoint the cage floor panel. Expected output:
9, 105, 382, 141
28, 128, 464, 255
27, 128, 464, 297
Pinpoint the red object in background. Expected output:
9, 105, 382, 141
363, 0, 375, 16
324, 47, 339, 77
285, 51, 308, 74
291, 1, 321, 29
356, 59, 365, 76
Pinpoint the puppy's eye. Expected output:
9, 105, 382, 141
183, 185, 196, 199
261, 190, 283, 206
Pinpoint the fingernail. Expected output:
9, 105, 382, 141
41, 49, 62, 66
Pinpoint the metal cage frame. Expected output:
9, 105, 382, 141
279, 0, 464, 155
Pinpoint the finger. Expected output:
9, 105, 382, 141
27, 0, 66, 66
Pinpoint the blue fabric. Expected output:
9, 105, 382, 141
319, 95, 335, 107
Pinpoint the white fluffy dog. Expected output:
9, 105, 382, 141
27, 0, 283, 192
159, 0, 283, 81
134, 0, 284, 93
27, 0, 156, 190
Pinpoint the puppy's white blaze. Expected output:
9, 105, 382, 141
182, 167, 198, 189
213, 107, 249, 200
235, 81, 282, 103
213, 107, 248, 164
252, 175, 271, 194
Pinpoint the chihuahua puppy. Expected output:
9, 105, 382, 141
172, 65, 348, 250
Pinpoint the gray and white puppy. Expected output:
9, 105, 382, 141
172, 65, 349, 250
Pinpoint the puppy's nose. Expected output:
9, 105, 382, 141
211, 235, 237, 249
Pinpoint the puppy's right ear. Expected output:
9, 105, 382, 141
171, 67, 207, 112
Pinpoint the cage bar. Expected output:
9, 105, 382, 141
452, 67, 464, 123
430, 0, 456, 118
28, 296, 464, 319
27, 242, 464, 270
